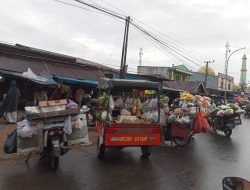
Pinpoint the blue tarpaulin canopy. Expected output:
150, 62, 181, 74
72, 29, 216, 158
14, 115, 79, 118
0, 69, 57, 85
53, 75, 98, 87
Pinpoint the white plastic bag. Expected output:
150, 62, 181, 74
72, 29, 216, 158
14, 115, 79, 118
64, 115, 72, 135
101, 111, 112, 122
17, 120, 34, 138
109, 95, 115, 111
115, 97, 124, 109
148, 99, 158, 111
125, 97, 132, 110
74, 116, 84, 129
151, 111, 158, 123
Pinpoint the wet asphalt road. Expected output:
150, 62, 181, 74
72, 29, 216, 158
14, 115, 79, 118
1, 118, 250, 190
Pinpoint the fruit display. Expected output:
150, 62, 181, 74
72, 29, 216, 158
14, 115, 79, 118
97, 93, 165, 124
195, 95, 211, 108
180, 92, 195, 101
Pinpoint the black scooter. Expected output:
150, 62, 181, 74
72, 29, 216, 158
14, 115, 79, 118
223, 177, 250, 190
208, 115, 235, 137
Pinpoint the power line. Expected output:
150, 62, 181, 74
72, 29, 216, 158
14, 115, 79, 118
55, 0, 208, 69
72, 0, 125, 20
85, 0, 126, 18
131, 22, 202, 68
131, 25, 197, 70
94, 0, 212, 61
132, 21, 203, 66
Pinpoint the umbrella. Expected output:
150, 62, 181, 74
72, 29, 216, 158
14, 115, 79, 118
233, 96, 247, 103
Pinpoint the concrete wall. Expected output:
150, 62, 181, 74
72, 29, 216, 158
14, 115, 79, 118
217, 73, 234, 91
137, 66, 170, 79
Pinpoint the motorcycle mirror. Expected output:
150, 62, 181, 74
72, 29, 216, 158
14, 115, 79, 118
222, 177, 250, 190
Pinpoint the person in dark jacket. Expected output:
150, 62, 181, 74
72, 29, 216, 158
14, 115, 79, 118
2, 80, 21, 123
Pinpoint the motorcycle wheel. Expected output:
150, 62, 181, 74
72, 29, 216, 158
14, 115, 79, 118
97, 136, 105, 160
141, 146, 151, 158
173, 135, 192, 147
223, 128, 232, 137
49, 148, 59, 171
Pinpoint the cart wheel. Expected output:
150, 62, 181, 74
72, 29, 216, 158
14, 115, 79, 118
97, 136, 105, 159
173, 135, 192, 147
49, 148, 59, 171
223, 128, 232, 137
141, 146, 151, 158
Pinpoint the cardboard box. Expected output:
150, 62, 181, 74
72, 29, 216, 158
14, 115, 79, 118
39, 99, 67, 107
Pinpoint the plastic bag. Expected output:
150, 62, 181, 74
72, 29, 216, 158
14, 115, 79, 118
17, 120, 34, 138
66, 99, 78, 109
121, 108, 131, 116
115, 97, 124, 109
193, 112, 210, 133
151, 111, 158, 123
74, 115, 84, 129
4, 129, 17, 154
141, 99, 150, 113
180, 100, 188, 109
125, 97, 132, 110
64, 115, 72, 135
148, 99, 158, 111
168, 114, 176, 123
109, 95, 115, 111
101, 111, 112, 122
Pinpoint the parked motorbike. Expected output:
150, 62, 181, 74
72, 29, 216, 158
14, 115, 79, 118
208, 115, 235, 137
24, 126, 69, 171
222, 177, 250, 190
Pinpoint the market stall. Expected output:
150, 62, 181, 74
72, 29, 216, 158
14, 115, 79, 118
4, 99, 89, 171
164, 92, 211, 146
96, 78, 161, 159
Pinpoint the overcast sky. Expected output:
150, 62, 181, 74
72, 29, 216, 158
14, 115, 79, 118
1, 0, 250, 83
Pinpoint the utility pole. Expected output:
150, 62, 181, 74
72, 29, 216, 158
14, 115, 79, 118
224, 42, 246, 102
119, 16, 131, 79
204, 60, 214, 88
139, 47, 143, 66
224, 42, 230, 102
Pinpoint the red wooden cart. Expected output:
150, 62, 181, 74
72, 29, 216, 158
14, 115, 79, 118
96, 78, 161, 159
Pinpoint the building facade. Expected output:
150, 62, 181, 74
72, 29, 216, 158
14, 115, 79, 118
217, 72, 234, 91
137, 64, 193, 81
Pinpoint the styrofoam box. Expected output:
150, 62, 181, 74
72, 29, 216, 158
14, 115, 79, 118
117, 115, 137, 123
40, 105, 66, 113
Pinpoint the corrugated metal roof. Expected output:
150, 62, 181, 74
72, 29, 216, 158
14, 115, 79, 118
0, 55, 104, 81
162, 81, 206, 93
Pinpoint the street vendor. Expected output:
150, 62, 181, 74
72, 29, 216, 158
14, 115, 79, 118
50, 84, 72, 100
34, 86, 48, 106
171, 98, 179, 109
208, 100, 216, 112
2, 80, 21, 123
74, 88, 85, 108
